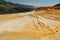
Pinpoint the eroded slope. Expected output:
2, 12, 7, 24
0, 8, 60, 40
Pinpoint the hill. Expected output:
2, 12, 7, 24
0, 0, 35, 14
54, 3, 60, 6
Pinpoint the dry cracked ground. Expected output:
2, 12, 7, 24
0, 9, 60, 40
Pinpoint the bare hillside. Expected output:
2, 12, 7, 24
0, 6, 60, 40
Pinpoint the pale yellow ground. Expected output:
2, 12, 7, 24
0, 10, 60, 40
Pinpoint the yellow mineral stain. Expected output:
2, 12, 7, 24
0, 7, 60, 40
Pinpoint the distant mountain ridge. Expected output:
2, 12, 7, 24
0, 0, 34, 8
54, 3, 60, 6
0, 0, 35, 14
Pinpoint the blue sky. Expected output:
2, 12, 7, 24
6, 0, 60, 7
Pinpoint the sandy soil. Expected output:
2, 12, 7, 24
0, 10, 60, 40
